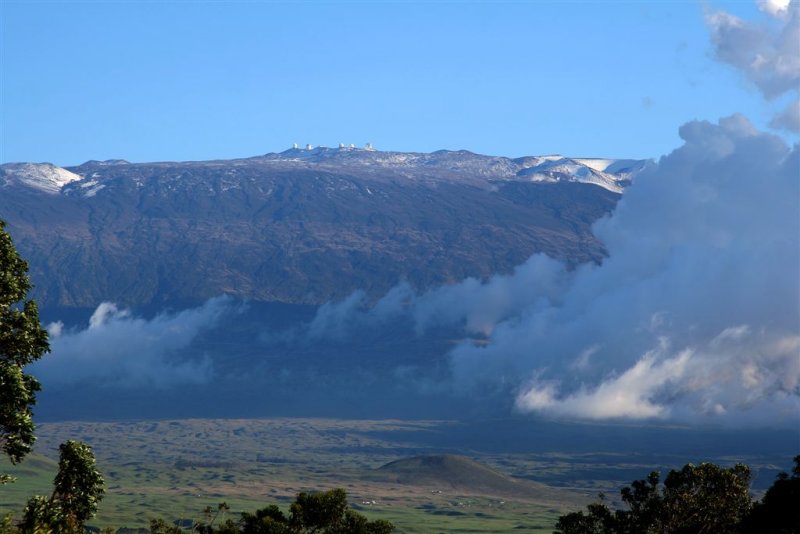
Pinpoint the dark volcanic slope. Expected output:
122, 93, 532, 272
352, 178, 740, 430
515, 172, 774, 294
0, 149, 634, 308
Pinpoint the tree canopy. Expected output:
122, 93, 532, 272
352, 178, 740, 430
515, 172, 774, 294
152, 489, 394, 534
17, 440, 105, 532
0, 219, 50, 477
741, 455, 800, 534
556, 457, 800, 534
52, 440, 106, 527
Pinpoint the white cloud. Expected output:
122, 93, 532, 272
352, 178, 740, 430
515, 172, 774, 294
411, 254, 570, 336
304, 253, 570, 340
247, 2, 800, 425
758, 0, 793, 17
296, 112, 798, 426
446, 115, 799, 425
706, 3, 799, 98
707, 1, 799, 130
33, 296, 236, 388
46, 320, 64, 338
89, 302, 129, 329
516, 348, 692, 420
515, 327, 800, 423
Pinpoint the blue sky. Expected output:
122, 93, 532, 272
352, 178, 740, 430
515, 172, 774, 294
0, 1, 792, 165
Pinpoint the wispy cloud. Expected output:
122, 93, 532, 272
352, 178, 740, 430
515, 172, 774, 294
706, 0, 800, 132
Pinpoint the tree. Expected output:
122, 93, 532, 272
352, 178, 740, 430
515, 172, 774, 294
238, 505, 290, 534
0, 219, 50, 479
18, 440, 104, 533
186, 489, 394, 534
741, 455, 800, 534
658, 462, 751, 533
20, 495, 65, 533
287, 488, 393, 534
556, 461, 752, 534
52, 440, 105, 527
289, 489, 349, 532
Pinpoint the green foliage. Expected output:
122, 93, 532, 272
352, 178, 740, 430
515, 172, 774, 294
20, 495, 66, 533
335, 510, 394, 534
556, 461, 752, 533
238, 505, 289, 534
289, 488, 349, 532
149, 518, 187, 534
554, 501, 615, 534
185, 489, 394, 534
15, 441, 104, 533
52, 440, 105, 527
0, 220, 50, 469
658, 462, 751, 533
1, 513, 15, 534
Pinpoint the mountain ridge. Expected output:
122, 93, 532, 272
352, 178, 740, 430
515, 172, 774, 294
0, 149, 648, 308
2, 147, 650, 195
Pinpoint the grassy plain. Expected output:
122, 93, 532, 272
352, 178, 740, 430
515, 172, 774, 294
0, 418, 791, 533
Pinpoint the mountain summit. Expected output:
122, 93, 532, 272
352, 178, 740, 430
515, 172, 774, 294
256, 146, 646, 193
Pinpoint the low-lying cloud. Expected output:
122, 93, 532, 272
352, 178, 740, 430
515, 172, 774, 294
34, 296, 236, 388
306, 253, 572, 341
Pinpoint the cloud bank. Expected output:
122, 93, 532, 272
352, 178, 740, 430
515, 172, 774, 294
34, 296, 235, 388
451, 114, 798, 424
307, 113, 799, 425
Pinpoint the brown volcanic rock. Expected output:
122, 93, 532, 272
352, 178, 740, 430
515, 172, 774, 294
0, 150, 630, 308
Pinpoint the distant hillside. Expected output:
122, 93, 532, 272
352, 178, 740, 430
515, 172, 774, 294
0, 149, 648, 308
373, 454, 577, 503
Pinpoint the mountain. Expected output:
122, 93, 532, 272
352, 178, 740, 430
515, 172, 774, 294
0, 147, 650, 309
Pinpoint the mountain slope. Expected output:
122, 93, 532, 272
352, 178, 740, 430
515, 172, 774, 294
0, 149, 648, 308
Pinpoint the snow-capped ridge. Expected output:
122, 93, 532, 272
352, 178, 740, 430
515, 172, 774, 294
514, 156, 644, 193
3, 150, 651, 196
79, 159, 130, 166
0, 163, 82, 194
260, 148, 648, 192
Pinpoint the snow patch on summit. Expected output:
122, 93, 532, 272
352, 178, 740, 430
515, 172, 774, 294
573, 158, 617, 172
516, 157, 638, 193
1, 163, 82, 194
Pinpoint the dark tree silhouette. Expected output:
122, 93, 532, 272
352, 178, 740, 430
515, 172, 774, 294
741, 455, 800, 534
556, 461, 752, 534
